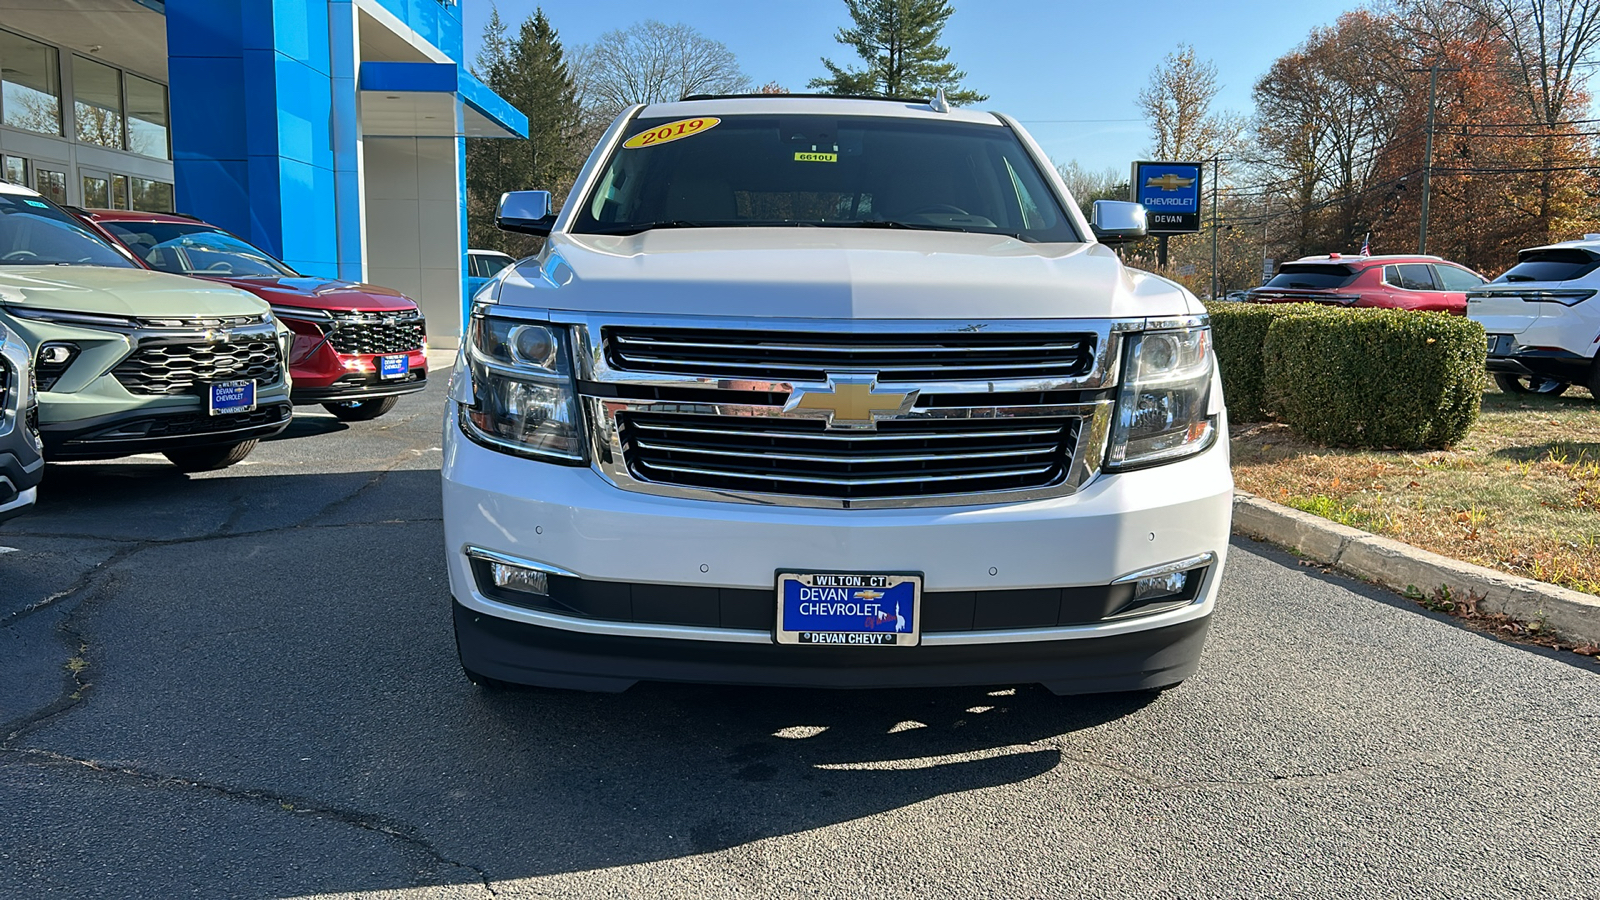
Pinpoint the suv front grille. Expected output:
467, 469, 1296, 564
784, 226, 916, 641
620, 412, 1076, 500
326, 312, 426, 355
113, 336, 282, 396
604, 327, 1096, 383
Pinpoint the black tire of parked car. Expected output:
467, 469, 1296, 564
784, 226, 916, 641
323, 396, 399, 421
163, 440, 258, 472
1494, 373, 1570, 397
1588, 361, 1600, 401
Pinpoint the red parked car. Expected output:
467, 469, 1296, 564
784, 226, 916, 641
1246, 253, 1486, 314
75, 210, 427, 421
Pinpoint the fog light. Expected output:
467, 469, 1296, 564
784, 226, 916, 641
1132, 571, 1187, 603
491, 561, 548, 596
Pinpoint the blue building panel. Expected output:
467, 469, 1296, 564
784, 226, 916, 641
165, 0, 521, 318
461, 71, 527, 136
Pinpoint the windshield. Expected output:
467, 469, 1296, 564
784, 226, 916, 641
573, 113, 1080, 242
99, 221, 296, 277
1263, 264, 1358, 290
1493, 249, 1600, 284
0, 193, 136, 267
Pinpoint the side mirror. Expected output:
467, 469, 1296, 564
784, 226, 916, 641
1090, 200, 1148, 244
497, 191, 556, 236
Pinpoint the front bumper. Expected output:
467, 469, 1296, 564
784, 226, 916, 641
455, 599, 1212, 694
443, 407, 1232, 693
290, 365, 427, 404
40, 399, 292, 460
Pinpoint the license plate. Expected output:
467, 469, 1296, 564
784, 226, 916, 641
379, 354, 409, 380
208, 380, 256, 416
775, 572, 922, 646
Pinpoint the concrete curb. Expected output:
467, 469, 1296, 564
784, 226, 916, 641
1232, 492, 1600, 645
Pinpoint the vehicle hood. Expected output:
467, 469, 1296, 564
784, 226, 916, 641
0, 266, 269, 318
207, 276, 417, 313
495, 229, 1197, 319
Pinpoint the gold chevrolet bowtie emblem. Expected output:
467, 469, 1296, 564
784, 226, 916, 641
1145, 174, 1196, 191
784, 375, 918, 430
854, 589, 885, 601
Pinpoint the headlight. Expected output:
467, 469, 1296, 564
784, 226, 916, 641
458, 314, 585, 462
1107, 326, 1216, 469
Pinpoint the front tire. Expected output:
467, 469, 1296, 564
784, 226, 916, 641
323, 396, 399, 421
163, 440, 257, 472
1495, 373, 1569, 396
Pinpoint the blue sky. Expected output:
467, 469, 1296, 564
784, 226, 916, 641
465, 1, 1352, 174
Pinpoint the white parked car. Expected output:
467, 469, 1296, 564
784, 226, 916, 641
442, 95, 1233, 695
1469, 236, 1600, 396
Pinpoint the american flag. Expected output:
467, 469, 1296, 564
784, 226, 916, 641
1359, 233, 1371, 257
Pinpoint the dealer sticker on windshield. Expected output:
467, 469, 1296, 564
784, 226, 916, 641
622, 117, 720, 149
794, 151, 838, 163
775, 572, 922, 646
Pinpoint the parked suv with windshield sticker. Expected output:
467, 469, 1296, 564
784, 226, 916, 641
1469, 236, 1600, 396
78, 210, 427, 421
443, 95, 1232, 695
0, 183, 291, 471
1247, 253, 1485, 313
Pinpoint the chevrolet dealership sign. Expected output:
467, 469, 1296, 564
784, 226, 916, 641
1132, 161, 1204, 234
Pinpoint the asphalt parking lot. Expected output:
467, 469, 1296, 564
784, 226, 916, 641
2, 358, 1598, 900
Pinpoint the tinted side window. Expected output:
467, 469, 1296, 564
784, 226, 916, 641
482, 255, 512, 276
468, 255, 486, 278
1434, 265, 1484, 291
1395, 264, 1436, 290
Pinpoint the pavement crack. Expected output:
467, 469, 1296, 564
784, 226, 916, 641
1, 747, 497, 893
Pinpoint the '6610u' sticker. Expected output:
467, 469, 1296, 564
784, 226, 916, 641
622, 117, 720, 149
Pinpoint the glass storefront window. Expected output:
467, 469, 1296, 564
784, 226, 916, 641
83, 174, 110, 208
3, 156, 27, 186
0, 30, 62, 136
131, 177, 174, 213
72, 56, 123, 150
111, 174, 129, 209
125, 74, 169, 160
34, 167, 66, 205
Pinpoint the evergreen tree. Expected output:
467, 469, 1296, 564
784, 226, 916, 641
808, 0, 986, 104
466, 7, 584, 255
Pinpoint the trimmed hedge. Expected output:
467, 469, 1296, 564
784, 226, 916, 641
1203, 301, 1330, 422
1204, 301, 1486, 449
1262, 308, 1486, 449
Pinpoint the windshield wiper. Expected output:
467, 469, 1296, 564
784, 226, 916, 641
583, 220, 799, 236
836, 220, 1039, 242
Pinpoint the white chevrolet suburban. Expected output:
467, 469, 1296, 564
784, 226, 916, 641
442, 95, 1232, 695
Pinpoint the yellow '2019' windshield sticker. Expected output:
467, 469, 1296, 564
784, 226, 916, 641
622, 117, 720, 149
794, 152, 837, 163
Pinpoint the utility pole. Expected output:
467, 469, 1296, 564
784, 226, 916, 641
1210, 156, 1221, 300
1418, 62, 1439, 255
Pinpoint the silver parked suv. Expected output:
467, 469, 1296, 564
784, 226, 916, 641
0, 319, 42, 523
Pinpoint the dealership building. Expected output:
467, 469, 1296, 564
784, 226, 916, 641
0, 0, 526, 342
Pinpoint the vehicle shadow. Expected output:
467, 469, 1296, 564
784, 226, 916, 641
4, 465, 1162, 895
430, 679, 1155, 881
265, 413, 352, 441
1489, 440, 1600, 464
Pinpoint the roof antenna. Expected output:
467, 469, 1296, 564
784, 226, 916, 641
929, 87, 950, 113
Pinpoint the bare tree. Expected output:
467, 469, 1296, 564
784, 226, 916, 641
573, 21, 749, 122
1055, 160, 1126, 216
1467, 0, 1600, 240
1138, 45, 1246, 164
